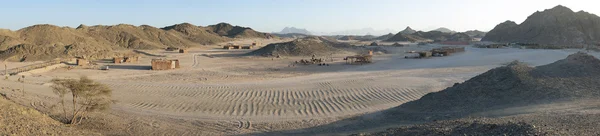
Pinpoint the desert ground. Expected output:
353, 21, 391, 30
1, 38, 599, 135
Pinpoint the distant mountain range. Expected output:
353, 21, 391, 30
277, 27, 311, 35
483, 5, 600, 46
431, 27, 457, 33
277, 27, 396, 36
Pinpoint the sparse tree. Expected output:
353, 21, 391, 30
50, 76, 113, 125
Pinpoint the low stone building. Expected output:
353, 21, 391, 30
151, 59, 180, 70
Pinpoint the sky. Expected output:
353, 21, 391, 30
1, 0, 598, 33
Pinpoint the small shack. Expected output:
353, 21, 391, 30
151, 59, 180, 70
179, 49, 188, 53
223, 46, 234, 50
241, 46, 253, 49
345, 55, 373, 65
76, 59, 88, 66
114, 56, 139, 64
418, 51, 432, 58
223, 43, 242, 50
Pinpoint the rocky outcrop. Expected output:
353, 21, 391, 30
399, 26, 417, 34
482, 5, 600, 46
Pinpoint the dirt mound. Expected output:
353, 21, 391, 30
483, 5, 600, 46
248, 36, 346, 56
388, 52, 600, 117
353, 118, 538, 136
0, 97, 99, 135
0, 23, 272, 61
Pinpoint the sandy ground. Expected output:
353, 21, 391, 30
1, 40, 599, 135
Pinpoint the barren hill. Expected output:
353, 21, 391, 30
399, 26, 417, 34
248, 36, 346, 56
483, 5, 600, 46
338, 35, 376, 41
388, 52, 600, 118
464, 30, 487, 38
206, 22, 275, 39
0, 23, 272, 61
431, 27, 456, 33
161, 23, 229, 45
384, 32, 427, 42
375, 33, 394, 41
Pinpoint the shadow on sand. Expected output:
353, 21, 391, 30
243, 110, 421, 136
108, 65, 152, 70
133, 50, 167, 57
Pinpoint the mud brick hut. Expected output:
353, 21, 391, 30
179, 49, 188, 53
151, 59, 180, 70
76, 59, 88, 66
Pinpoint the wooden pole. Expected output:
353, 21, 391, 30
22, 75, 25, 96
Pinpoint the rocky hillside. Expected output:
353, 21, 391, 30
0, 97, 99, 135
399, 26, 417, 34
464, 30, 487, 38
482, 5, 600, 46
338, 35, 376, 41
0, 23, 272, 61
431, 27, 456, 33
375, 33, 395, 41
384, 32, 427, 42
205, 23, 275, 39
388, 52, 600, 118
385, 28, 473, 42
248, 36, 348, 56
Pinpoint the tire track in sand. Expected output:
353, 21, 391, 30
102, 78, 433, 120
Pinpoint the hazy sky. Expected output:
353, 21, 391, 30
1, 0, 598, 33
